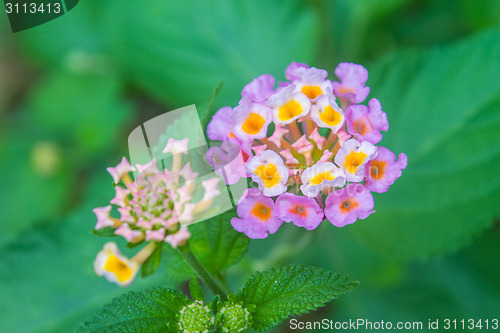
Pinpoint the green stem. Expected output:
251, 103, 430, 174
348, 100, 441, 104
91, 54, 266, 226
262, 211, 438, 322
178, 243, 229, 299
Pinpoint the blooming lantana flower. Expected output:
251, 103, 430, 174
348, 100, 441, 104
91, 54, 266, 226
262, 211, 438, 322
207, 62, 407, 238
231, 188, 282, 239
92, 138, 222, 286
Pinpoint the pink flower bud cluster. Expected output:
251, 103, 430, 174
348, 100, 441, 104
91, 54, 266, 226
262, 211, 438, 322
207, 62, 407, 239
92, 138, 221, 286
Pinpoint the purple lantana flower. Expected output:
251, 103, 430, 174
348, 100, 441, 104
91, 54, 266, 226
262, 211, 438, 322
205, 61, 407, 238
331, 62, 370, 104
324, 183, 375, 227
207, 106, 235, 142
241, 74, 276, 103
346, 98, 388, 144
275, 193, 324, 230
364, 146, 408, 193
231, 188, 283, 239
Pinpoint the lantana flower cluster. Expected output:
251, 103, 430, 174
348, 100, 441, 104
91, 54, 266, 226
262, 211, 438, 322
93, 138, 221, 286
207, 62, 407, 239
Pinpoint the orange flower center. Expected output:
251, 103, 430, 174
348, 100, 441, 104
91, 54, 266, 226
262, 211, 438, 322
251, 202, 272, 221
242, 112, 266, 135
339, 198, 359, 214
354, 120, 368, 135
369, 160, 387, 180
290, 204, 308, 218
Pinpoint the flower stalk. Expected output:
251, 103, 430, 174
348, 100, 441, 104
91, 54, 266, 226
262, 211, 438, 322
178, 243, 229, 298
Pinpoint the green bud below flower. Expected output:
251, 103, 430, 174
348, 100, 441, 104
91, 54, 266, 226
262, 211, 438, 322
217, 303, 253, 333
178, 300, 214, 333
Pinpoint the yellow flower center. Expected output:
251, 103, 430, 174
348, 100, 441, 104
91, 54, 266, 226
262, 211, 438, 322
255, 164, 280, 188
319, 105, 342, 127
250, 202, 272, 221
344, 151, 368, 174
310, 171, 335, 186
278, 100, 302, 122
301, 85, 322, 99
104, 254, 133, 282
242, 113, 266, 135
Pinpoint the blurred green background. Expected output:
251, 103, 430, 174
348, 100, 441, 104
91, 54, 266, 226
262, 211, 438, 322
1, 0, 500, 332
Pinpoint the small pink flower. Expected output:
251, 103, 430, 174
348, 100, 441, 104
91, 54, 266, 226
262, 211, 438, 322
275, 193, 324, 230
106, 157, 135, 184
318, 150, 334, 163
364, 146, 408, 193
268, 125, 289, 147
163, 138, 189, 155
346, 98, 388, 144
178, 203, 196, 224
291, 135, 313, 154
165, 227, 191, 248
93, 206, 115, 229
324, 183, 375, 227
231, 189, 283, 239
180, 162, 199, 181
331, 63, 370, 104
117, 206, 135, 223
135, 159, 160, 175
336, 127, 352, 146
201, 178, 220, 201
251, 144, 268, 155
114, 224, 144, 243
110, 187, 130, 207
279, 149, 299, 165
146, 228, 166, 241
241, 74, 275, 103
309, 128, 326, 149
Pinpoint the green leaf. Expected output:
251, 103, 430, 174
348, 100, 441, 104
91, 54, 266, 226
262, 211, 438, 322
189, 278, 204, 302
353, 28, 500, 259
237, 265, 359, 332
190, 208, 250, 274
105, 0, 319, 107
76, 286, 190, 333
92, 227, 116, 238
141, 242, 164, 278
